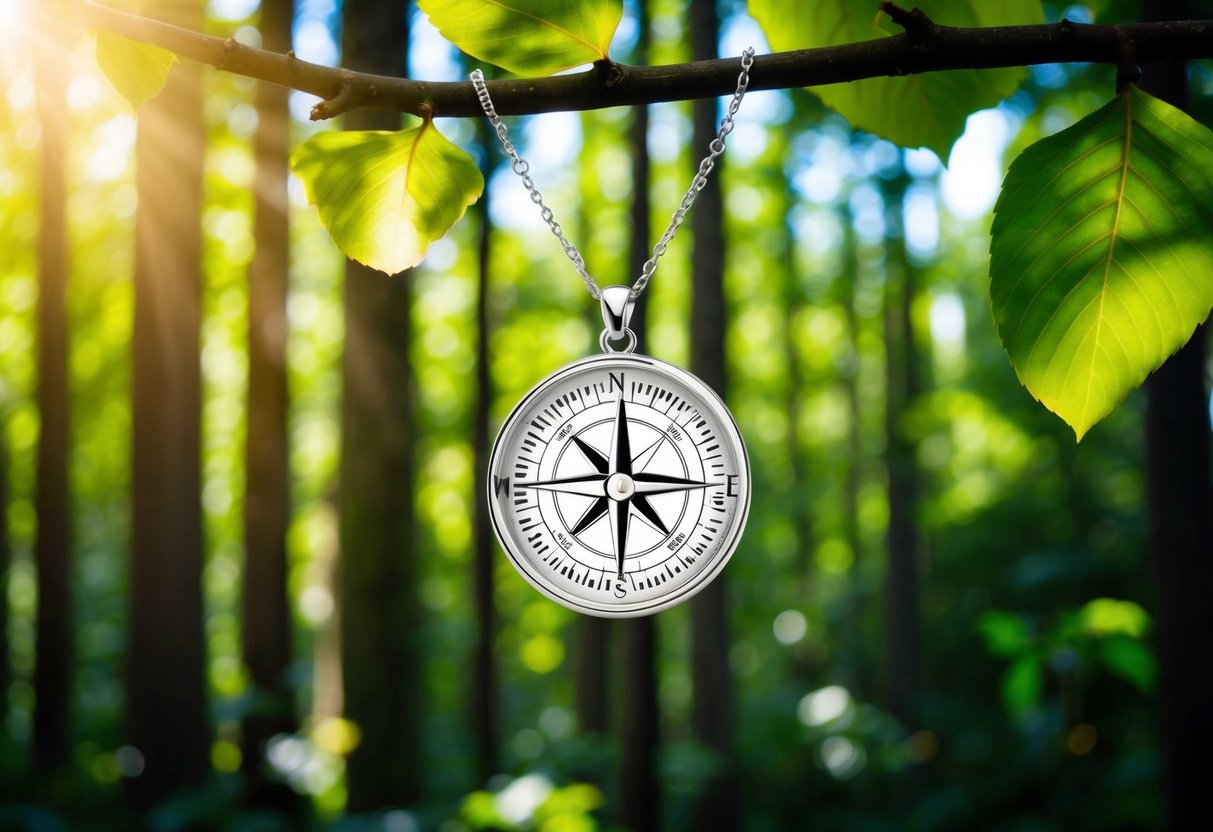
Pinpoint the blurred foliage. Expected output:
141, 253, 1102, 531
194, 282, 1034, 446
0, 0, 1206, 830
455, 774, 603, 832
977, 597, 1155, 716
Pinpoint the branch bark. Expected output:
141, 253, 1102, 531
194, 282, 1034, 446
76, 1, 1213, 120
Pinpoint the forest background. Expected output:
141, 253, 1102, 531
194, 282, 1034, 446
0, 0, 1211, 830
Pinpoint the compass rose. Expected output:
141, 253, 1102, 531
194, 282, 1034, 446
487, 352, 749, 617
518, 395, 713, 578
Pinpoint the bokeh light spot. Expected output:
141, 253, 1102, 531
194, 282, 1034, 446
115, 745, 145, 778
211, 739, 242, 773
1067, 723, 1098, 755
820, 736, 866, 779
773, 610, 808, 645
521, 634, 564, 674
798, 685, 852, 727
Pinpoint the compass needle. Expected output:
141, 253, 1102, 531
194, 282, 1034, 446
610, 395, 632, 476
521, 474, 607, 497
632, 473, 713, 495
608, 499, 631, 579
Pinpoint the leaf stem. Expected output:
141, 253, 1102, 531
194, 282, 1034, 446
1115, 36, 1142, 94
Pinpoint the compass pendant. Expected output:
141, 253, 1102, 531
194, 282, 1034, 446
487, 291, 750, 616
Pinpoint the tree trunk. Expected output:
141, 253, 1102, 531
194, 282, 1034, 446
575, 616, 610, 734
127, 0, 210, 810
882, 174, 921, 727
241, 0, 297, 810
777, 163, 812, 597
1139, 4, 1213, 827
618, 56, 660, 830
32, 24, 72, 775
688, 4, 738, 831
470, 119, 500, 786
1146, 324, 1213, 832
575, 116, 611, 740
339, 0, 421, 812
838, 210, 869, 695
0, 405, 11, 721
618, 616, 659, 832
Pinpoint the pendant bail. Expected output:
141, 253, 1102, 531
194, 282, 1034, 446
600, 285, 635, 342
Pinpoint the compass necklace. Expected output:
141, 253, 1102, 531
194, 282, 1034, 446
472, 48, 754, 617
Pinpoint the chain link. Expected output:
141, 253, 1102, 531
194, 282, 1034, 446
470, 47, 755, 301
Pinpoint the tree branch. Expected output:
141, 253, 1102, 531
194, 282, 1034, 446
77, 1, 1213, 121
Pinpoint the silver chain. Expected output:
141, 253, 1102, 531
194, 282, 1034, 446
470, 47, 755, 301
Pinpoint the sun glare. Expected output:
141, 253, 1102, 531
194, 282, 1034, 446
0, 0, 25, 30
0, 0, 31, 68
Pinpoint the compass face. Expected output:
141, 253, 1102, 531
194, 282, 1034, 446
488, 353, 751, 617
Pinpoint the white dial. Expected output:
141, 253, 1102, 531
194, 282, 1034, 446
488, 353, 750, 617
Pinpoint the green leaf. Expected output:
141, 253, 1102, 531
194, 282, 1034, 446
290, 122, 484, 275
1097, 637, 1156, 693
990, 87, 1213, 440
976, 610, 1032, 657
417, 0, 622, 76
1001, 655, 1043, 715
460, 790, 508, 829
95, 32, 177, 110
748, 0, 1042, 159
536, 783, 604, 822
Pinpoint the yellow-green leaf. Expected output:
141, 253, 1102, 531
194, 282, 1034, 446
95, 32, 177, 111
749, 0, 1042, 159
290, 123, 484, 275
1078, 598, 1149, 638
417, 0, 622, 76
990, 88, 1213, 440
